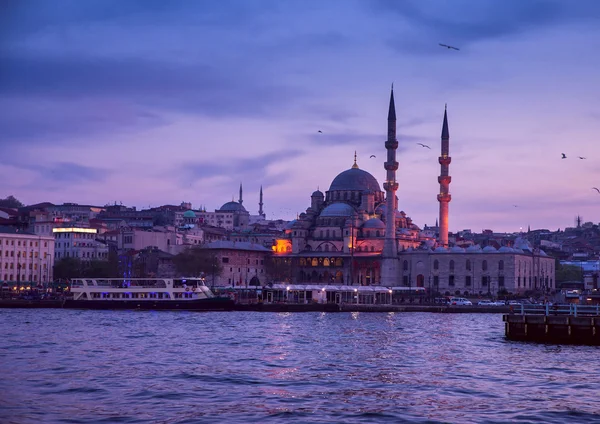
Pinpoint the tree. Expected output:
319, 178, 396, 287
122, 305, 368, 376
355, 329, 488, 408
53, 257, 84, 280
172, 247, 223, 278
0, 195, 24, 208
555, 259, 583, 283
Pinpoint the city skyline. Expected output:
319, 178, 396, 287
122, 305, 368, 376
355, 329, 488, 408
2, 0, 600, 233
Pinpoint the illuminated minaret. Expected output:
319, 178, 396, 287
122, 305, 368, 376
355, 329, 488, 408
381, 86, 399, 286
258, 185, 264, 217
437, 105, 451, 247
239, 183, 243, 205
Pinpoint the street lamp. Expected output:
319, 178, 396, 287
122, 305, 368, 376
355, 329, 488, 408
354, 288, 358, 304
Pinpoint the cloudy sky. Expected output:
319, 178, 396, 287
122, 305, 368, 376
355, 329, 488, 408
1, 0, 600, 232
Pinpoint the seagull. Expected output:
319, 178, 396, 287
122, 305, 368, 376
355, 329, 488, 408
417, 143, 431, 149
561, 153, 567, 159
439, 43, 459, 51
512, 205, 519, 208
370, 155, 376, 158
579, 156, 586, 159
317, 130, 322, 133
593, 187, 600, 194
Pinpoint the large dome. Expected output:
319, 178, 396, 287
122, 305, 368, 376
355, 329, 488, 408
329, 168, 381, 192
219, 201, 247, 212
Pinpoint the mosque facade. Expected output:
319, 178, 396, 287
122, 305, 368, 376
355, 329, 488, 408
273, 89, 555, 297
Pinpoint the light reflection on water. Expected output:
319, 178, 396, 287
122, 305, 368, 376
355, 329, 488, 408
1, 310, 600, 423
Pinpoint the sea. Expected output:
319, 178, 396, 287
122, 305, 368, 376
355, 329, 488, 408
1, 310, 599, 424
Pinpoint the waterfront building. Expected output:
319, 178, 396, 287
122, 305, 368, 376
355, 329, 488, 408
203, 240, 271, 287
0, 226, 55, 286
52, 227, 109, 262
272, 88, 555, 296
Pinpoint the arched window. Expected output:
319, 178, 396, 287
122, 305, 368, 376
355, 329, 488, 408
434, 259, 439, 270
498, 260, 504, 271
482, 260, 488, 271
449, 260, 455, 271
323, 258, 330, 266
370, 246, 374, 252
343, 192, 348, 200
376, 230, 380, 237
367, 231, 371, 238
403, 260, 408, 271
466, 259, 471, 271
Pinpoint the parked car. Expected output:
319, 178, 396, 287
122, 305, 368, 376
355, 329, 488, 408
478, 300, 494, 306
449, 297, 472, 306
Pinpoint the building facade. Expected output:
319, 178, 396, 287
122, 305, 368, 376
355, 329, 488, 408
0, 226, 55, 285
204, 241, 271, 287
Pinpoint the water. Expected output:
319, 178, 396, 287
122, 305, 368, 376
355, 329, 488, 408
1, 310, 599, 424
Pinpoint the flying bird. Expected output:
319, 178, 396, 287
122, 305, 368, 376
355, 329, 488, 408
561, 153, 567, 159
439, 43, 459, 51
370, 155, 376, 158
593, 187, 600, 194
417, 143, 431, 149
317, 130, 322, 133
512, 205, 519, 208
579, 156, 586, 159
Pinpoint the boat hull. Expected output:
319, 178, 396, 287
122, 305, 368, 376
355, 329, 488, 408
64, 296, 235, 311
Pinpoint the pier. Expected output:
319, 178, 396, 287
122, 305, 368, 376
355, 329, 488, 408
503, 304, 600, 345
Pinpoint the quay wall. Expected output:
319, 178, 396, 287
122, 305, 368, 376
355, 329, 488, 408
503, 314, 600, 345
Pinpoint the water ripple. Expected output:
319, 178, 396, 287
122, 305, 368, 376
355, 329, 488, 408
1, 310, 600, 423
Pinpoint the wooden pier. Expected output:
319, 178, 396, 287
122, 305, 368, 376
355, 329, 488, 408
503, 304, 600, 345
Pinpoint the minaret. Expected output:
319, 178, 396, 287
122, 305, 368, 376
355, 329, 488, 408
381, 86, 399, 286
239, 183, 243, 205
437, 105, 451, 247
258, 185, 264, 217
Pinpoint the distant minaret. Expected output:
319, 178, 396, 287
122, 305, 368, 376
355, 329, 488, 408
437, 105, 451, 247
239, 183, 243, 205
381, 86, 399, 286
258, 185, 264, 217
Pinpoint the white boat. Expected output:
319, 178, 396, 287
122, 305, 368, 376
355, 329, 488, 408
65, 278, 235, 311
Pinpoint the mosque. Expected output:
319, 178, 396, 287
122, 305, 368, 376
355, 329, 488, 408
273, 89, 555, 297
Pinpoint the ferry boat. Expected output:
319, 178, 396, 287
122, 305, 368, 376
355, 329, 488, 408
65, 278, 235, 311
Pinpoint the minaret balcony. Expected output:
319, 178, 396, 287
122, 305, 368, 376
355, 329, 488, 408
438, 176, 452, 185
383, 182, 399, 191
384, 161, 398, 171
437, 194, 452, 202
438, 157, 452, 166
385, 140, 398, 149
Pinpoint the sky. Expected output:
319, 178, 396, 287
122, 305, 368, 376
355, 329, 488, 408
1, 0, 600, 233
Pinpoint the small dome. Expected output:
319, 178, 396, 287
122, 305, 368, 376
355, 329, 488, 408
483, 245, 496, 252
362, 218, 385, 229
183, 210, 196, 218
451, 246, 465, 253
466, 245, 482, 253
434, 246, 448, 253
320, 203, 355, 217
284, 220, 297, 230
539, 249, 548, 256
499, 246, 514, 253
220, 201, 247, 212
312, 190, 324, 197
329, 167, 381, 192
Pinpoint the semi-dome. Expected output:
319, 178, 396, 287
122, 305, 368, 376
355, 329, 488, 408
311, 189, 324, 197
362, 218, 385, 229
320, 203, 355, 217
219, 201, 247, 212
329, 167, 381, 192
183, 210, 196, 218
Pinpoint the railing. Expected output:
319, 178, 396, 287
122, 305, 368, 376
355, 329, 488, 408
515, 304, 600, 317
